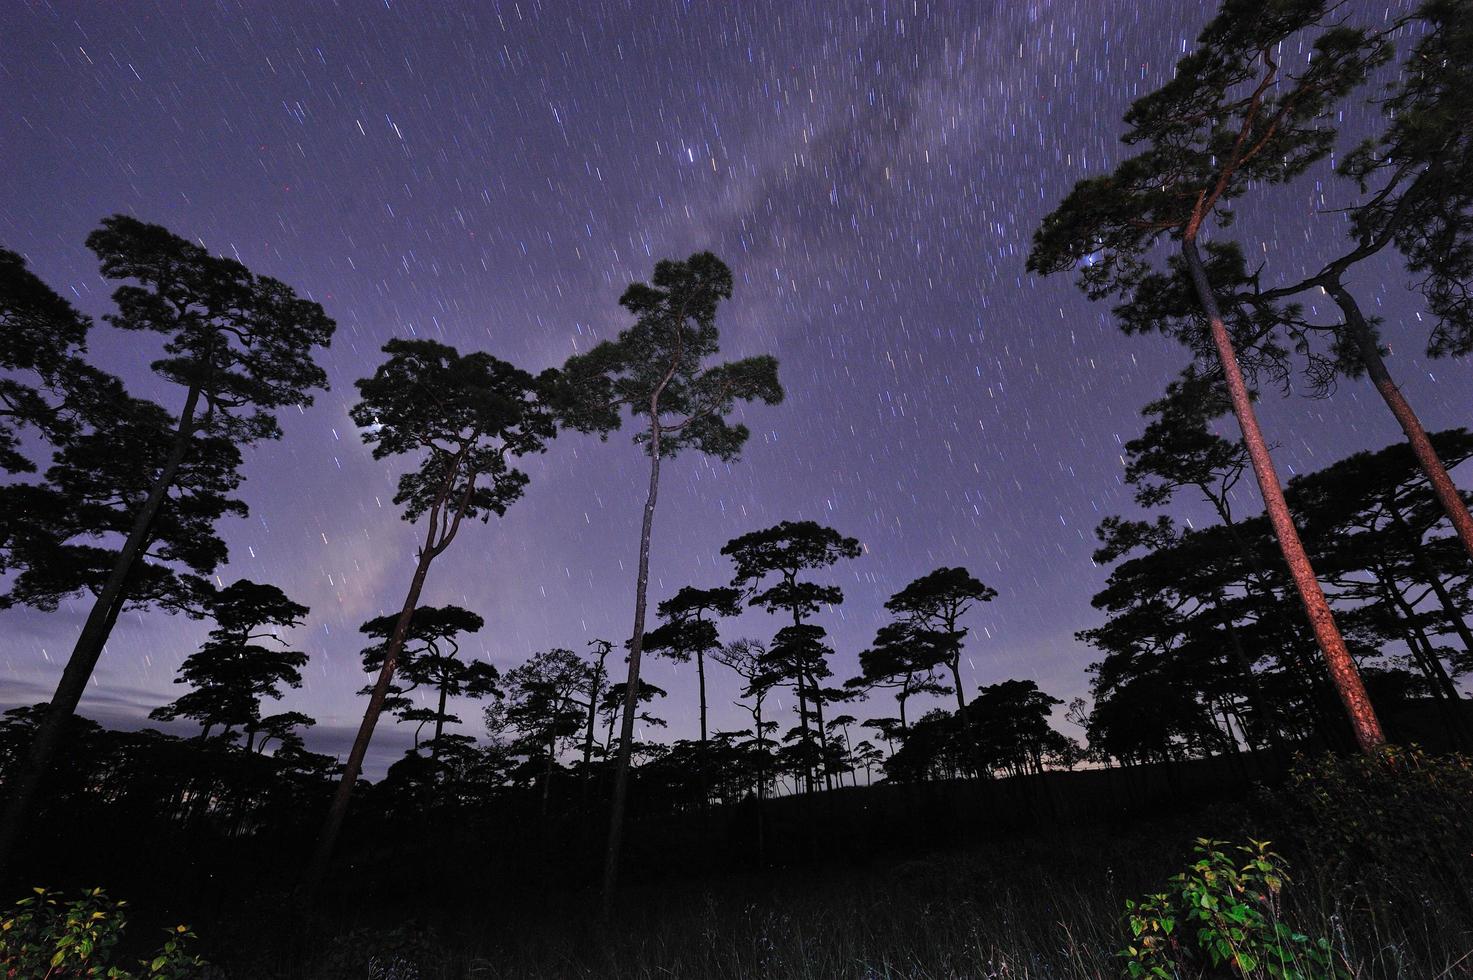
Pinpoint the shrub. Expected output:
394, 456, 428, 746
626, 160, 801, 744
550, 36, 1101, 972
1270, 746, 1473, 895
1120, 839, 1345, 979
0, 887, 205, 979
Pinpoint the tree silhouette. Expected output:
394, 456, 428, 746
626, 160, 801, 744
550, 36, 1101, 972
884, 567, 997, 767
306, 338, 553, 888
501, 648, 590, 814
0, 216, 335, 874
1269, 0, 1473, 561
722, 520, 861, 792
1085, 514, 1308, 760
0, 393, 240, 618
643, 585, 742, 749
0, 248, 95, 475
969, 680, 1066, 778
714, 638, 779, 821
1290, 430, 1473, 743
1119, 373, 1302, 748
548, 251, 781, 908
358, 605, 497, 761
846, 620, 952, 733
149, 579, 311, 751
1027, 1, 1388, 751
765, 623, 841, 788
579, 639, 615, 777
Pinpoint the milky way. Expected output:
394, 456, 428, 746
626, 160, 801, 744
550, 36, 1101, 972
2, 0, 1465, 774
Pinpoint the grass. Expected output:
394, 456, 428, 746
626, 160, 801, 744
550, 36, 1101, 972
242, 813, 1471, 979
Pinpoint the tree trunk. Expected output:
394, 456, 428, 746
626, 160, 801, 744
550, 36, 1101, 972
582, 651, 606, 776
305, 544, 435, 891
696, 648, 709, 746
793, 666, 813, 791
1182, 235, 1384, 754
807, 670, 833, 792
788, 597, 816, 793
432, 681, 449, 763
1326, 278, 1473, 564
541, 732, 556, 816
0, 385, 202, 877
602, 416, 663, 915
755, 697, 766, 864
1221, 602, 1286, 756
949, 659, 983, 778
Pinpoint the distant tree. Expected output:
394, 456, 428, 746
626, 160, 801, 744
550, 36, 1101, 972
884, 709, 968, 783
884, 568, 997, 749
713, 638, 778, 806
598, 679, 669, 758
851, 740, 886, 785
579, 639, 615, 776
358, 605, 497, 761
307, 338, 553, 888
502, 648, 590, 814
968, 680, 1065, 778
761, 623, 841, 786
251, 711, 316, 756
1028, 1, 1388, 751
548, 251, 781, 907
643, 585, 742, 748
0, 216, 335, 874
826, 714, 860, 786
722, 520, 861, 792
846, 620, 952, 733
149, 579, 311, 751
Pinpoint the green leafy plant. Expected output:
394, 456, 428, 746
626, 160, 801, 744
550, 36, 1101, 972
0, 887, 205, 978
1120, 839, 1346, 979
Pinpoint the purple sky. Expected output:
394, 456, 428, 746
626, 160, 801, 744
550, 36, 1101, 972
2, 0, 1466, 775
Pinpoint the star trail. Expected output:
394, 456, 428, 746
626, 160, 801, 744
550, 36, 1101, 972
1, 0, 1463, 775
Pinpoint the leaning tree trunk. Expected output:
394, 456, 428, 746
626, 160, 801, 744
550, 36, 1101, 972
306, 456, 479, 892
1325, 279, 1473, 565
1182, 235, 1384, 753
602, 412, 664, 915
305, 545, 436, 890
0, 385, 201, 878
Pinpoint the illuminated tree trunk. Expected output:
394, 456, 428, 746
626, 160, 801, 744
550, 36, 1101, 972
1182, 234, 1384, 753
1325, 279, 1473, 564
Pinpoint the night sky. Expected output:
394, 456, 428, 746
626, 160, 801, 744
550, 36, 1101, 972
2, 0, 1466, 775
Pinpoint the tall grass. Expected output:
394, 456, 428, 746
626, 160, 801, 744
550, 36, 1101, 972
263, 809, 1471, 979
